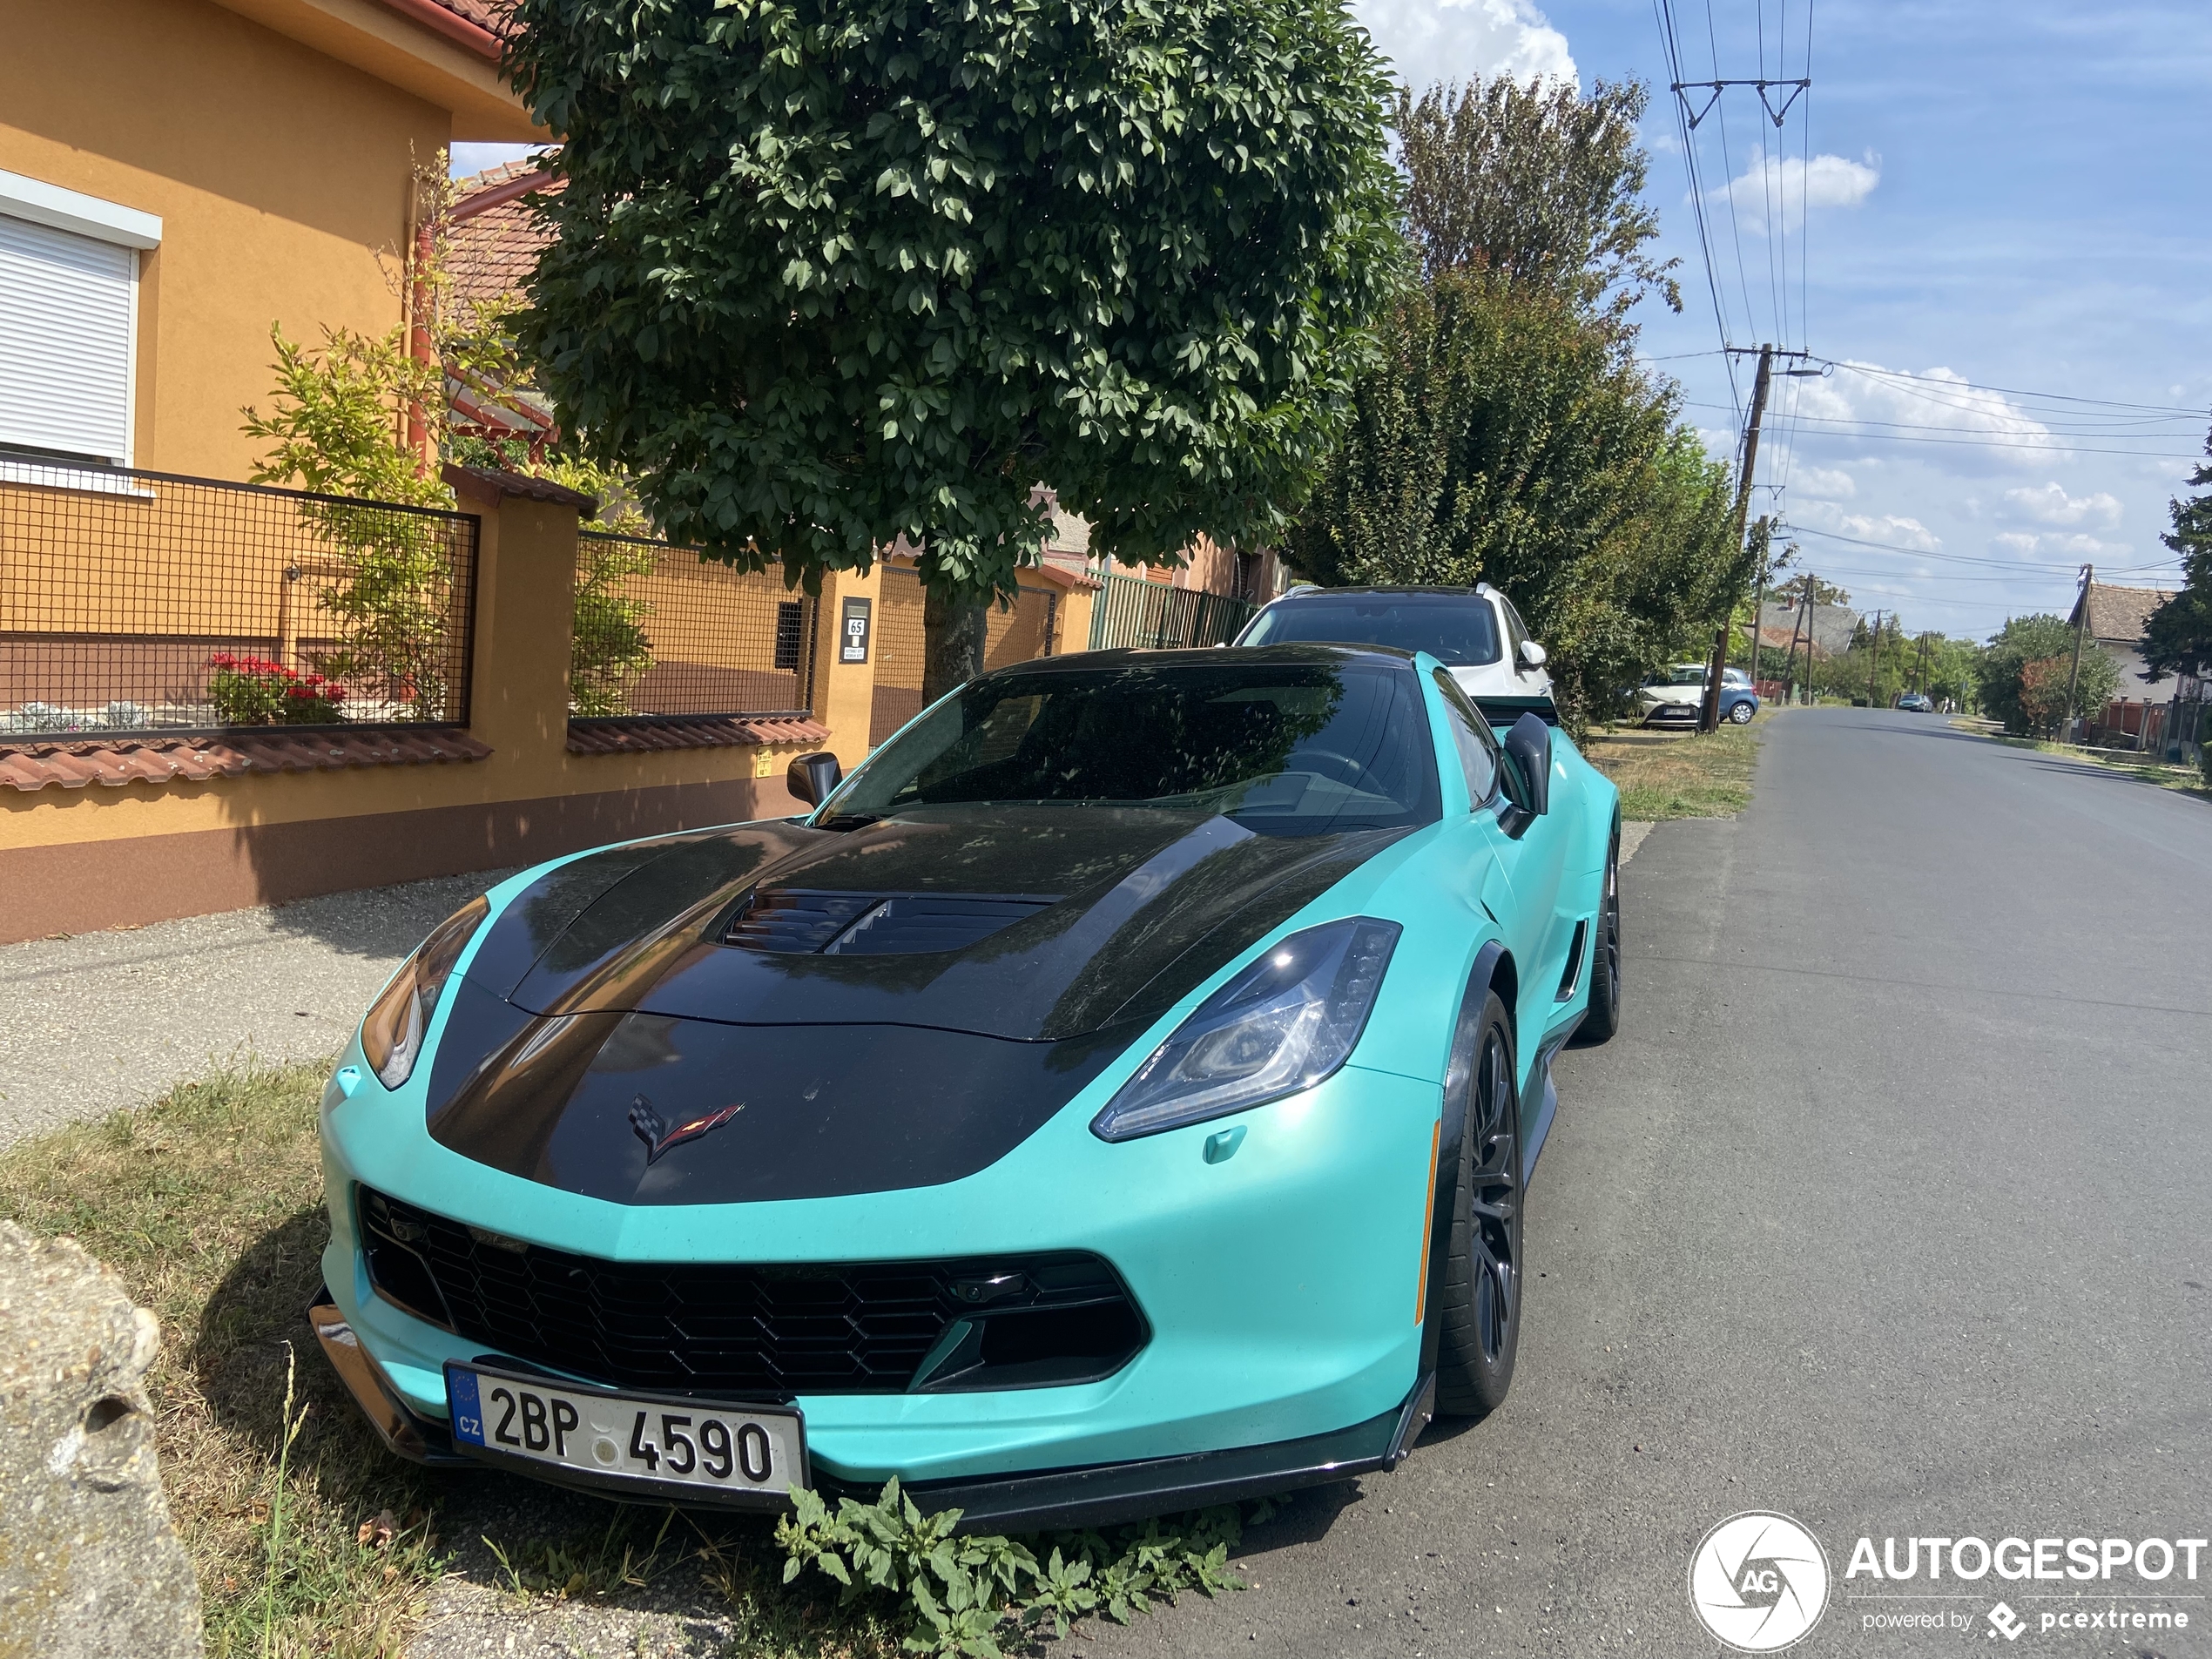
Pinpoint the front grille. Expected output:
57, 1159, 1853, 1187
357, 1188, 1146, 1396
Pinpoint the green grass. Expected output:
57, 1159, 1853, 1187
1581, 711, 1770, 819
0, 1065, 1255, 1657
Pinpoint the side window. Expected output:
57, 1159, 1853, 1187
1430, 668, 1500, 806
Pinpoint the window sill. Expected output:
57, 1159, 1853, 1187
0, 729, 491, 793
0, 459, 155, 498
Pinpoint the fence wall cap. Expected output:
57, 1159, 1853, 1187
566, 714, 831, 756
0, 730, 492, 793
441, 462, 598, 517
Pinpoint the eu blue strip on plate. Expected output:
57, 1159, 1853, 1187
447, 1366, 485, 1445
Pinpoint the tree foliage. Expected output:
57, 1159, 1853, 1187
1396, 78, 1679, 320
503, 0, 1401, 644
1975, 613, 2119, 735
1284, 273, 1737, 723
2141, 435, 2212, 682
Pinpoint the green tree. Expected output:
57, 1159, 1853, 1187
1396, 78, 1679, 321
505, 0, 1399, 698
1976, 613, 2119, 735
2141, 433, 2212, 682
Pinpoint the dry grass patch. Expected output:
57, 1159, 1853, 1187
0, 1063, 441, 1656
1580, 715, 1767, 819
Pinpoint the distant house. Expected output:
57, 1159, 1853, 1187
2067, 582, 2179, 702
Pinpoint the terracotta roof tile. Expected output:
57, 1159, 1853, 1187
566, 716, 831, 756
449, 164, 561, 310
2073, 582, 2178, 645
0, 730, 491, 794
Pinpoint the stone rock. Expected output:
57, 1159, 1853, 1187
0, 1221, 201, 1658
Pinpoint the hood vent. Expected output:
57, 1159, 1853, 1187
725, 889, 1056, 956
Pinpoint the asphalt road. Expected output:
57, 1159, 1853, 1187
1092, 709, 2212, 1659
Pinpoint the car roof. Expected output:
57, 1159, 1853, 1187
984, 643, 1421, 677
1267, 585, 1485, 600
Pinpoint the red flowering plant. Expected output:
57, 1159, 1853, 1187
206, 653, 349, 726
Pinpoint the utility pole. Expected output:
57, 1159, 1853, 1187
2064, 563, 2093, 743
1867, 610, 1883, 706
1703, 344, 1779, 732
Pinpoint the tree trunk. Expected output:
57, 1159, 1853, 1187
921, 588, 988, 706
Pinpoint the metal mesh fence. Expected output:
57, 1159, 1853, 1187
1087, 570, 1254, 651
867, 566, 1060, 745
1, 461, 476, 737
571, 532, 815, 720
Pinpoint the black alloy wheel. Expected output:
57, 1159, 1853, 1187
1435, 990, 1522, 1419
1571, 829, 1622, 1046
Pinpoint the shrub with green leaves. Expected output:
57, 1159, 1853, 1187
775, 1479, 1245, 1656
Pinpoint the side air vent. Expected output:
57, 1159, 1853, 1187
1554, 918, 1589, 1001
724, 889, 1056, 956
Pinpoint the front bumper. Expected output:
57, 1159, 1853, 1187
307, 1296, 1435, 1529
317, 1033, 1443, 1501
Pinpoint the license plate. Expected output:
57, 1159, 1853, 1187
445, 1362, 806, 1501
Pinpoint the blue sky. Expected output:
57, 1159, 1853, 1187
1352, 0, 2212, 637
460, 1, 2212, 638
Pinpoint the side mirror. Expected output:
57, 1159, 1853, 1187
1502, 712, 1551, 819
1519, 639, 1548, 669
786, 752, 842, 806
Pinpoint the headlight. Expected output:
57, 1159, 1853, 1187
359, 896, 489, 1091
1090, 918, 1401, 1143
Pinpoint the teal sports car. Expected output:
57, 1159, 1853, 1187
311, 644, 1622, 1528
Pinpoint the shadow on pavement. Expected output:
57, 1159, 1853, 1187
259, 867, 522, 959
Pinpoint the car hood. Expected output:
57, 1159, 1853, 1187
1638, 684, 1703, 705
1451, 662, 1554, 702
468, 806, 1401, 1042
418, 808, 1408, 1202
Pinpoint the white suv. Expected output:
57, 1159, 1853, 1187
1232, 584, 1555, 714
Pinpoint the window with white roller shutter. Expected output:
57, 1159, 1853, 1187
0, 171, 162, 469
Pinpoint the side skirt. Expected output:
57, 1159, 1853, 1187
1522, 1020, 1581, 1189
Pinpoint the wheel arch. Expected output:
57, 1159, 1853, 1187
1419, 941, 1510, 1378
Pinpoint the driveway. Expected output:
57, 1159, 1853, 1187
1094, 707, 2212, 1657
0, 871, 509, 1150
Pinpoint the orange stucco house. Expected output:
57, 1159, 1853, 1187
0, 1, 897, 941
3, 0, 536, 482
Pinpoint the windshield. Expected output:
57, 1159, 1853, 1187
823, 658, 1440, 837
1238, 592, 1501, 666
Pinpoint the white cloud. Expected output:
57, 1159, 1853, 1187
1352, 0, 1575, 91
1789, 463, 1857, 501
1712, 149, 1879, 231
1795, 499, 1941, 550
2001, 482, 2123, 529
1784, 362, 2060, 470
1990, 530, 2130, 560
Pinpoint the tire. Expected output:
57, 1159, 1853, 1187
1727, 699, 1755, 724
1434, 991, 1522, 1420
1570, 830, 1622, 1046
